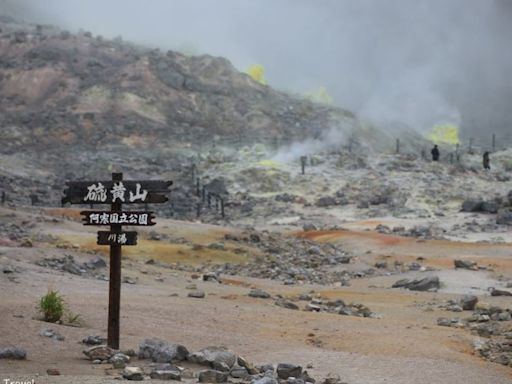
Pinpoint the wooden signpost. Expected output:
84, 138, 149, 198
62, 173, 172, 349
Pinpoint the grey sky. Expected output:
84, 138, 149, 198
2, 0, 511, 139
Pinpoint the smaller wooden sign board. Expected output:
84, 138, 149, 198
81, 211, 156, 226
97, 231, 137, 246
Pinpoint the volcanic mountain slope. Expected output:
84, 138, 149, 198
0, 15, 363, 154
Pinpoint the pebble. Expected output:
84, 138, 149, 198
188, 290, 206, 298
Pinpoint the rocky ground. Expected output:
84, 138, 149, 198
1, 195, 512, 383
1, 12, 512, 384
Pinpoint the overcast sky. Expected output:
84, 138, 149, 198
2, 0, 512, 139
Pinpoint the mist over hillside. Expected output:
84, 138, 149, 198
2, 0, 512, 141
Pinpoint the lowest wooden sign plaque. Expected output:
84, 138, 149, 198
97, 231, 137, 246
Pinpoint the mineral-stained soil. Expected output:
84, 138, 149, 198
1, 205, 512, 384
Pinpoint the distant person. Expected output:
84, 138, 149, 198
483, 151, 491, 170
431, 145, 440, 161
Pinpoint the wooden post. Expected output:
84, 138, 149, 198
396, 138, 400, 154
196, 178, 200, 197
108, 172, 122, 350
196, 203, 201, 218
492, 133, 496, 152
300, 156, 307, 175
191, 164, 196, 184
202, 187, 206, 202
220, 198, 225, 218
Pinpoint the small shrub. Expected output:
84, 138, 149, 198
38, 290, 64, 323
64, 311, 83, 327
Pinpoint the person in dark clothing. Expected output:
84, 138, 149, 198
483, 151, 491, 170
431, 145, 440, 161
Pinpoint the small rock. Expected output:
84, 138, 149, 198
257, 364, 274, 373
276, 363, 302, 380
454, 259, 477, 270
437, 318, 452, 327
110, 353, 130, 369
248, 288, 271, 299
88, 256, 107, 269
123, 366, 144, 381
252, 377, 277, 384
0, 347, 26, 360
188, 290, 206, 298
237, 356, 258, 374
46, 368, 60, 375
460, 295, 478, 310
275, 299, 299, 310
82, 335, 107, 345
40, 328, 65, 341
83, 345, 115, 361
198, 369, 228, 383
490, 288, 512, 296
321, 374, 344, 384
150, 365, 182, 380
188, 346, 237, 368
230, 365, 249, 378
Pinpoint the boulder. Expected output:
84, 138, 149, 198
83, 345, 115, 361
481, 201, 499, 214
110, 353, 130, 369
497, 208, 512, 225
407, 276, 440, 291
276, 363, 302, 379
315, 196, 336, 207
150, 364, 182, 380
461, 199, 483, 212
188, 346, 237, 369
460, 295, 478, 310
138, 339, 188, 362
252, 377, 277, 384
229, 365, 249, 378
154, 345, 190, 363
392, 276, 440, 291
491, 288, 512, 297
198, 370, 228, 383
123, 366, 144, 381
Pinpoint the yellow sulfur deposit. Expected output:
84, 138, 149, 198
305, 86, 334, 105
246, 64, 266, 84
257, 159, 280, 169
425, 124, 460, 145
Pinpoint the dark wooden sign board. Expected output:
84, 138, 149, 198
97, 231, 137, 246
62, 173, 171, 349
62, 180, 172, 205
81, 211, 156, 226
